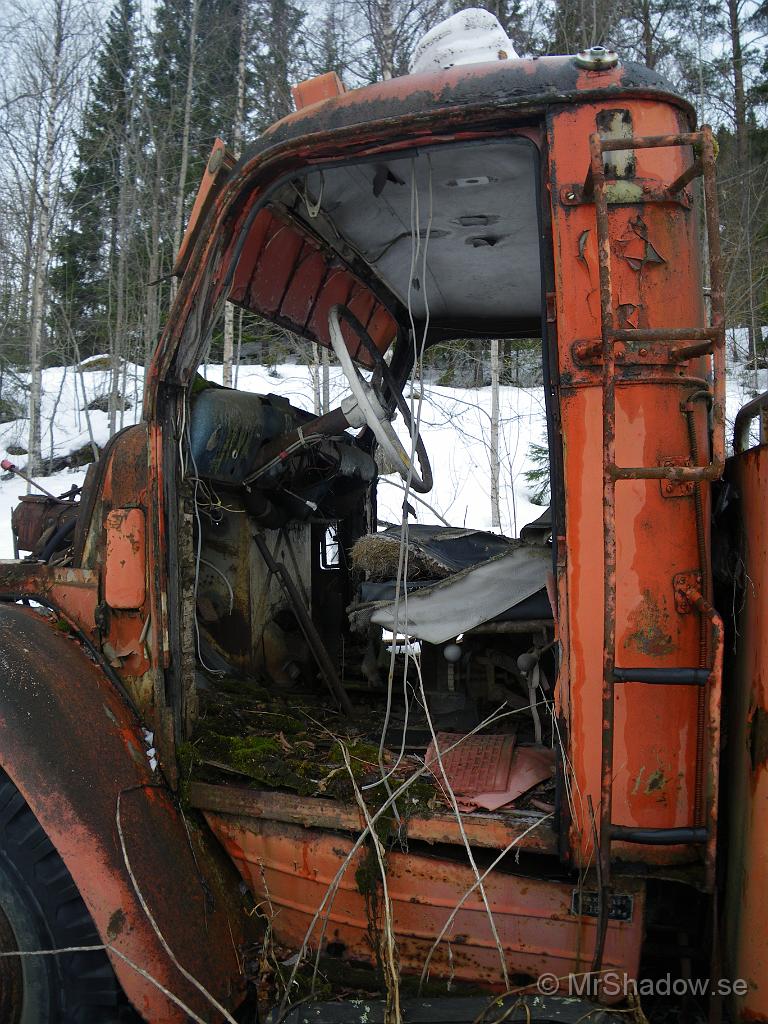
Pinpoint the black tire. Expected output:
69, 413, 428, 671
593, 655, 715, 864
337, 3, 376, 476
0, 768, 140, 1023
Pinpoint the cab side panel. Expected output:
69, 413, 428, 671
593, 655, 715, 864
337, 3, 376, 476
725, 447, 768, 1021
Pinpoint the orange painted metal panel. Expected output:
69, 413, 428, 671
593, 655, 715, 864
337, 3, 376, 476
249, 219, 305, 315
206, 815, 644, 997
229, 210, 394, 368
548, 99, 712, 865
280, 241, 327, 327
346, 283, 377, 334
308, 267, 355, 345
726, 447, 768, 1021
105, 508, 146, 610
229, 207, 273, 304
365, 302, 398, 358
291, 71, 345, 112
190, 781, 558, 854
174, 138, 235, 276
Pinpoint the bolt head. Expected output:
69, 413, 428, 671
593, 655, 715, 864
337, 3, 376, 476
575, 46, 619, 70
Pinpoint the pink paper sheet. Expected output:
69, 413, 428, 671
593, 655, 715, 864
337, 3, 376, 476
425, 732, 555, 811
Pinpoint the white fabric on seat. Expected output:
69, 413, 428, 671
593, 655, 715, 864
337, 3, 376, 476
365, 545, 550, 644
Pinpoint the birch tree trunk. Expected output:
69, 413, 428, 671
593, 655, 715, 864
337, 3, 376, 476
144, 148, 162, 368
312, 344, 321, 415
109, 178, 130, 435
170, 0, 199, 306
727, 0, 761, 379
490, 337, 501, 530
322, 345, 330, 413
18, 137, 41, 356
110, 121, 135, 434
223, 0, 248, 388
27, 1, 65, 476
110, 56, 141, 430
380, 0, 394, 79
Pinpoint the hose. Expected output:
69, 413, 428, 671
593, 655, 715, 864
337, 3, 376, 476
684, 392, 711, 826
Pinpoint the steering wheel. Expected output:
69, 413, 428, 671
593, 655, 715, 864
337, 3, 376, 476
328, 304, 433, 494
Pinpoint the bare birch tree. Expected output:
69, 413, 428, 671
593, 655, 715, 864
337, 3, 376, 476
170, 0, 200, 304
223, 0, 249, 387
0, 0, 94, 473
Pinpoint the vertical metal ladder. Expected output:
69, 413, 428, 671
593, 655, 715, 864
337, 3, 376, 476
588, 125, 726, 963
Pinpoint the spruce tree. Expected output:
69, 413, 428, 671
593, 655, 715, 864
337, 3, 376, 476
53, 0, 138, 358
251, 0, 306, 129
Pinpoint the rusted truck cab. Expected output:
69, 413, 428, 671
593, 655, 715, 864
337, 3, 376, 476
1, 27, 766, 1024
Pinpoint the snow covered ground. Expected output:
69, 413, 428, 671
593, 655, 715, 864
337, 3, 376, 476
1, 336, 765, 561
0, 358, 549, 558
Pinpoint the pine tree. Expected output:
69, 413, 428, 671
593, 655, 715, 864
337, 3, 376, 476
546, 0, 624, 54
148, 0, 245, 302
250, 0, 306, 129
54, 0, 138, 358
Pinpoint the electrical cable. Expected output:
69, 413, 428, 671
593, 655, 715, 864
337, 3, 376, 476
184, 410, 227, 676
374, 156, 434, 816
198, 558, 234, 615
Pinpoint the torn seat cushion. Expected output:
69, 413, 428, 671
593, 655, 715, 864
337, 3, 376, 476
349, 526, 551, 644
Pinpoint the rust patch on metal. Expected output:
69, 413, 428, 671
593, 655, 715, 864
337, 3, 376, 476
626, 589, 674, 656
645, 768, 668, 794
107, 908, 126, 940
751, 707, 768, 771
617, 215, 666, 272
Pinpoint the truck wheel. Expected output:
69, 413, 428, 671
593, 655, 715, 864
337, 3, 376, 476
0, 768, 139, 1023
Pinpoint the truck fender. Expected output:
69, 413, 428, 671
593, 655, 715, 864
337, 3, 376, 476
0, 603, 248, 1023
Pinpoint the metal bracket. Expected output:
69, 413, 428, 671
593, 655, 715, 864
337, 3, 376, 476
560, 180, 692, 209
659, 458, 695, 498
673, 571, 702, 614
572, 338, 686, 368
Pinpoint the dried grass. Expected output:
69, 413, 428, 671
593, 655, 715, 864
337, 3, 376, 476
350, 534, 449, 581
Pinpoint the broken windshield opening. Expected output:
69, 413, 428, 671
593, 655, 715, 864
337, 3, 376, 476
180, 129, 559, 1001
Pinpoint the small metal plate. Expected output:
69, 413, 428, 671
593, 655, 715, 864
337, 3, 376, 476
659, 458, 695, 498
571, 890, 634, 922
673, 571, 702, 614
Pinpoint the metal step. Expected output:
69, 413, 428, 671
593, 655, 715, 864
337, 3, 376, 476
611, 825, 708, 845
613, 667, 709, 685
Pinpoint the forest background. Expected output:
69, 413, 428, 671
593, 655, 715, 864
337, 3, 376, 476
0, 0, 765, 484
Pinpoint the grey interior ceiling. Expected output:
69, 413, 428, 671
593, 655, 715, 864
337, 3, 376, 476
291, 138, 542, 326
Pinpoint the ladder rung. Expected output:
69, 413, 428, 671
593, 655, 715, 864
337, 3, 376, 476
669, 341, 717, 362
599, 131, 702, 153
610, 825, 708, 845
612, 327, 720, 343
613, 667, 709, 685
668, 159, 703, 194
611, 464, 717, 482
